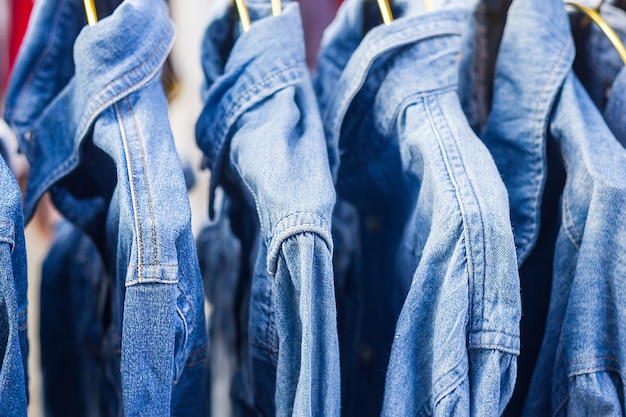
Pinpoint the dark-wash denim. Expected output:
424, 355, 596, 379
4, 0, 206, 415
460, 0, 626, 414
568, 2, 626, 147
39, 220, 115, 417
195, 1, 340, 416
315, 1, 521, 415
196, 189, 241, 417
0, 149, 28, 416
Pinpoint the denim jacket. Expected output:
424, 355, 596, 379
467, 0, 626, 414
195, 1, 340, 416
315, 1, 521, 415
4, 0, 206, 415
570, 2, 626, 146
0, 154, 28, 416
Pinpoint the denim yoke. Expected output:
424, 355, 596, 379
315, 1, 521, 416
474, 0, 626, 415
195, 1, 340, 416
0, 155, 28, 417
4, 0, 207, 416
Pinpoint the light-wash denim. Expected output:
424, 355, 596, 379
4, 0, 207, 415
315, 1, 521, 415
462, 0, 626, 414
0, 150, 28, 417
195, 1, 340, 416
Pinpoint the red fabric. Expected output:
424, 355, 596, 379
9, 0, 33, 72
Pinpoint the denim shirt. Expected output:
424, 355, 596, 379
315, 1, 521, 415
4, 0, 206, 415
604, 68, 626, 146
468, 0, 626, 414
195, 1, 340, 416
569, 2, 626, 113
0, 155, 28, 417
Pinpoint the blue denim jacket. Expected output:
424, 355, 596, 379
569, 2, 626, 114
0, 153, 28, 417
568, 2, 626, 146
196, 189, 242, 417
4, 0, 206, 415
604, 67, 626, 145
195, 1, 340, 415
40, 220, 114, 417
468, 0, 626, 414
315, 1, 521, 415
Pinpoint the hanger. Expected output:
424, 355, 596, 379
375, 0, 433, 26
83, 0, 98, 25
566, 0, 626, 65
235, 0, 282, 33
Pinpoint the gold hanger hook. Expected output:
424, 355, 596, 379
83, 0, 98, 25
377, 0, 394, 24
235, 0, 280, 33
376, 0, 433, 26
271, 0, 281, 16
234, 0, 251, 32
567, 2, 626, 65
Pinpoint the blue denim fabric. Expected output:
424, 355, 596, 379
467, 0, 626, 415
40, 220, 116, 417
195, 1, 340, 415
4, 0, 207, 415
196, 190, 242, 417
0, 151, 28, 416
604, 67, 626, 146
568, 3, 626, 146
570, 2, 626, 113
315, 1, 521, 415
0, 120, 10, 164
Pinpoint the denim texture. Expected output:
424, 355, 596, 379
604, 68, 626, 146
568, 3, 626, 146
195, 1, 340, 416
466, 0, 626, 415
0, 120, 10, 164
40, 220, 116, 417
315, 1, 521, 415
4, 0, 207, 415
196, 190, 241, 417
570, 2, 626, 113
0, 150, 28, 416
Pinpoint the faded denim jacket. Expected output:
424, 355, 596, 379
460, 0, 626, 414
315, 0, 521, 415
0, 150, 28, 416
5, 0, 206, 415
195, 1, 340, 415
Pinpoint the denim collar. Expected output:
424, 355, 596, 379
195, 1, 306, 218
316, 1, 470, 179
4, 0, 174, 223
483, 0, 575, 263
